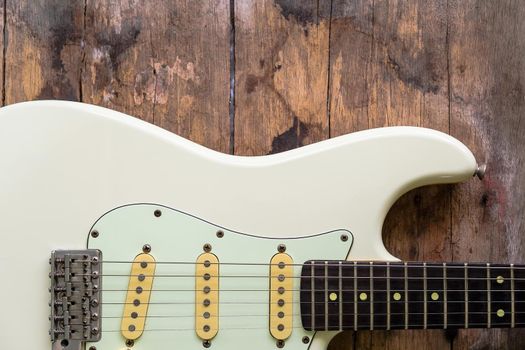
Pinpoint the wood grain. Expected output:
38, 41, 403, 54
5, 0, 83, 103
81, 0, 231, 153
4, 0, 525, 349
234, 0, 330, 155
329, 1, 450, 348
449, 1, 525, 349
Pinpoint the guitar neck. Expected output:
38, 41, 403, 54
300, 261, 525, 331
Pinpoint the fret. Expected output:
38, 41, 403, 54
371, 262, 387, 330
389, 263, 405, 329
443, 263, 447, 329
511, 264, 515, 328
369, 262, 374, 330
464, 263, 468, 328
310, 261, 315, 330
386, 262, 391, 330
446, 263, 466, 328
339, 261, 343, 331
490, 264, 512, 328
356, 262, 371, 330
324, 261, 328, 330
406, 262, 425, 329
353, 261, 357, 331
514, 264, 525, 328
426, 263, 444, 329
404, 262, 408, 329
466, 263, 488, 328
487, 263, 491, 328
423, 262, 427, 329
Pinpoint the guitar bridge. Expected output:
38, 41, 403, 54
49, 250, 102, 350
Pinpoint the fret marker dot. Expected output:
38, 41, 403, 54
393, 292, 401, 301
329, 292, 338, 301
359, 292, 367, 301
431, 292, 439, 301
497, 309, 505, 317
496, 276, 504, 284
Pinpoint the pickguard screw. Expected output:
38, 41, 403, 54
216, 230, 224, 238
203, 243, 212, 252
203, 340, 211, 348
125, 339, 134, 347
340, 234, 348, 242
302, 336, 310, 344
276, 339, 285, 348
154, 209, 162, 217
277, 244, 286, 253
143, 244, 151, 253
90, 230, 99, 238
89, 347, 97, 350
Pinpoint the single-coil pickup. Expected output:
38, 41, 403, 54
195, 252, 219, 340
269, 252, 293, 340
121, 253, 156, 340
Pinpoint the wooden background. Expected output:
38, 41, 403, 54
6, 0, 525, 349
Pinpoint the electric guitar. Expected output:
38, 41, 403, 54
1, 101, 518, 350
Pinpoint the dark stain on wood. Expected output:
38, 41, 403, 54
36, 80, 77, 101
269, 116, 309, 154
386, 51, 441, 94
49, 17, 78, 70
93, 19, 141, 73
273, 0, 325, 26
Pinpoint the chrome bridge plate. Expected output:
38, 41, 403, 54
50, 250, 102, 350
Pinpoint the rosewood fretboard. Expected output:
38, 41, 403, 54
300, 261, 525, 331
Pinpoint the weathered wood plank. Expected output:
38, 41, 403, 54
449, 1, 525, 349
329, 1, 451, 349
0, 3, 4, 104
234, 0, 331, 156
5, 1, 83, 103
81, 0, 231, 152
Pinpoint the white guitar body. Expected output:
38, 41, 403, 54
0, 101, 477, 350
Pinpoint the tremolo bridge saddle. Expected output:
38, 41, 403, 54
49, 250, 102, 350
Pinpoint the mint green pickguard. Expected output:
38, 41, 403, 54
86, 204, 353, 350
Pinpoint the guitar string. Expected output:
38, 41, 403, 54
76, 260, 525, 270
97, 288, 522, 292
98, 300, 525, 305
104, 309, 525, 319
69, 273, 525, 283
70, 272, 525, 281
96, 321, 525, 332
